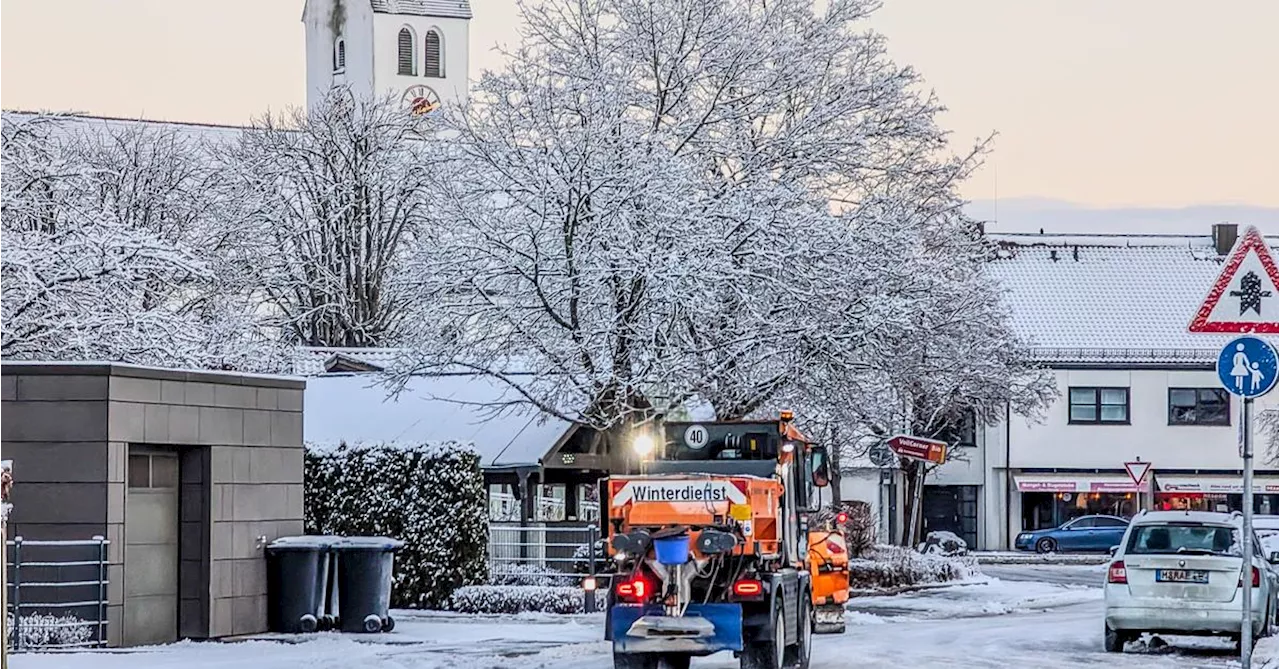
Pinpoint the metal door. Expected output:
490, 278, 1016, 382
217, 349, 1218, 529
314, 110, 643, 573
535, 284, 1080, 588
124, 449, 179, 646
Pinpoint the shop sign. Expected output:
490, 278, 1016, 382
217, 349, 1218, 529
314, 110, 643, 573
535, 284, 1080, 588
1158, 480, 1280, 495
1017, 480, 1079, 493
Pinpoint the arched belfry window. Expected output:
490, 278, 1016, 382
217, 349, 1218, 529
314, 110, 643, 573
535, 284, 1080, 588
397, 27, 416, 75
333, 38, 346, 72
424, 30, 443, 78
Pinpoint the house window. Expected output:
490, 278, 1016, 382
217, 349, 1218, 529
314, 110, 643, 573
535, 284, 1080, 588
1169, 388, 1230, 426
1068, 387, 1129, 424
487, 482, 520, 522
397, 27, 416, 75
535, 483, 566, 522
333, 38, 346, 72
424, 30, 442, 77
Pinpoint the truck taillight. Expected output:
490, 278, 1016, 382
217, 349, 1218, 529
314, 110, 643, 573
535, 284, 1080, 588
1239, 566, 1260, 588
1107, 561, 1127, 584
826, 540, 845, 554
731, 579, 764, 600
616, 577, 649, 602
836, 512, 848, 525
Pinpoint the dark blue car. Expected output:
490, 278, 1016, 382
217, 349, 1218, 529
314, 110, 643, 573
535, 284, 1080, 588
1015, 515, 1130, 553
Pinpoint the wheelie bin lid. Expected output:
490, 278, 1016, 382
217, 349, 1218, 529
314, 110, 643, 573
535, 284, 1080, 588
267, 535, 342, 552
331, 536, 404, 552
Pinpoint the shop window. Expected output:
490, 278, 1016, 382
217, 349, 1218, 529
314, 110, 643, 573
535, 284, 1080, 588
1068, 387, 1129, 424
1168, 388, 1229, 426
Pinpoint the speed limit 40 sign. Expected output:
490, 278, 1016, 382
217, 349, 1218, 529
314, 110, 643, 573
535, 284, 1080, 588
684, 424, 709, 450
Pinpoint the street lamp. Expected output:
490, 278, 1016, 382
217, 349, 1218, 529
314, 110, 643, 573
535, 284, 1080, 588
632, 433, 656, 457
633, 433, 656, 474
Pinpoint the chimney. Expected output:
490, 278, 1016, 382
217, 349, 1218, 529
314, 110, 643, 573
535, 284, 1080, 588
1213, 223, 1238, 256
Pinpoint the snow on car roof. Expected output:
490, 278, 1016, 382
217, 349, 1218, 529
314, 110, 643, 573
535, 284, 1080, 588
987, 233, 1279, 362
1132, 510, 1242, 526
304, 373, 573, 468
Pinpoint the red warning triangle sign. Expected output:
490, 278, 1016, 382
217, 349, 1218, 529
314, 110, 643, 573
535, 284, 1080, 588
1124, 461, 1151, 487
1188, 225, 1279, 334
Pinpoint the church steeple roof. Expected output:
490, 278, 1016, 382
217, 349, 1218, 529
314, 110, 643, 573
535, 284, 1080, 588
369, 0, 472, 19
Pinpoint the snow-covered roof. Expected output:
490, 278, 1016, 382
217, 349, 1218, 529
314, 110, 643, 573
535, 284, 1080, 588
291, 347, 409, 375
988, 232, 1280, 364
370, 0, 472, 19
304, 373, 572, 467
2, 110, 246, 144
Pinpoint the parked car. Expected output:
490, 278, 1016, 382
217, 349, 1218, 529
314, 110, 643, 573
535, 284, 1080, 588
1103, 510, 1279, 652
1256, 515, 1280, 575
1015, 515, 1130, 553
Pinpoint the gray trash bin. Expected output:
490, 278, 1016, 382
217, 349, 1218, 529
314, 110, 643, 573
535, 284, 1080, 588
333, 537, 404, 633
266, 536, 339, 633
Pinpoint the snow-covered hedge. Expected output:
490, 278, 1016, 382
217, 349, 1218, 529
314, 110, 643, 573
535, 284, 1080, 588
848, 545, 979, 592
5, 612, 95, 649
304, 441, 489, 608
489, 563, 574, 587
446, 585, 585, 614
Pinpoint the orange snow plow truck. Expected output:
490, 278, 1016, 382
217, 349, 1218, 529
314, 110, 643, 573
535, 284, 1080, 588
601, 413, 844, 669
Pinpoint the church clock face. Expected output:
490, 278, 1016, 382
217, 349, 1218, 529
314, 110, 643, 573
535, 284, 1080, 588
402, 85, 441, 116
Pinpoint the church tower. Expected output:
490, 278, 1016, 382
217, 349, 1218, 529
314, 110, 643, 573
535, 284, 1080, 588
302, 0, 471, 113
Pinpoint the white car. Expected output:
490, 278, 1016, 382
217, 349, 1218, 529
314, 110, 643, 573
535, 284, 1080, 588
1255, 515, 1280, 564
1103, 510, 1279, 652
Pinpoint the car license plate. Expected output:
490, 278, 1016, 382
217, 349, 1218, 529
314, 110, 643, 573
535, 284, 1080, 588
1155, 569, 1209, 584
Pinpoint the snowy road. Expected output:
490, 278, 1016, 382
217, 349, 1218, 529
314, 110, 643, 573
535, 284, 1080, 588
13, 566, 1270, 669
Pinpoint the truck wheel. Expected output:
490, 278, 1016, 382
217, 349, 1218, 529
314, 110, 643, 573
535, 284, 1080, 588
614, 652, 660, 669
789, 597, 812, 669
741, 607, 786, 669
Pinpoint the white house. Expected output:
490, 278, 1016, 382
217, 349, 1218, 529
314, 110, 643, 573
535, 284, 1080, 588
914, 224, 1280, 550
303, 0, 471, 112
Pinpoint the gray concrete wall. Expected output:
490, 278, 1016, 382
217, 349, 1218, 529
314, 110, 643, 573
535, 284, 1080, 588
2, 363, 305, 645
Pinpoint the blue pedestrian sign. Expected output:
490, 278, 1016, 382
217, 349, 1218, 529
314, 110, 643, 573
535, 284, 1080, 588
1217, 336, 1279, 398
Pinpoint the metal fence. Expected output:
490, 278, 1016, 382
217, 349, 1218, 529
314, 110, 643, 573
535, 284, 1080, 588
488, 524, 600, 582
6, 537, 110, 651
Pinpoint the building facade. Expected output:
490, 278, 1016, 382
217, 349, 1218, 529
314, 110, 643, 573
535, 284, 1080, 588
901, 225, 1280, 550
2, 363, 305, 646
303, 0, 471, 112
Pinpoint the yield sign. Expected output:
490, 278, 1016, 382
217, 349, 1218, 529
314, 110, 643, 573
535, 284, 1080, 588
1188, 225, 1279, 334
1124, 461, 1152, 488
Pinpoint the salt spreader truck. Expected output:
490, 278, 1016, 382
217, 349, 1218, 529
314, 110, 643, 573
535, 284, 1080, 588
601, 413, 833, 669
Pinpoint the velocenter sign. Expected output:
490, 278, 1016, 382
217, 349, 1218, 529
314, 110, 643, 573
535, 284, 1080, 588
887, 435, 947, 465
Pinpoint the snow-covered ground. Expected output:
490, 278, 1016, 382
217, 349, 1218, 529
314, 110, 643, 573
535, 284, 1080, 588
12, 565, 1266, 669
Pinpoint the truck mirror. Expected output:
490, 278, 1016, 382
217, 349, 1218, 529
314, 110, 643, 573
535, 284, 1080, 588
810, 446, 830, 488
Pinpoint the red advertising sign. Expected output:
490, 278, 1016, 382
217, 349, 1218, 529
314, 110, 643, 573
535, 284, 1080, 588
887, 435, 947, 465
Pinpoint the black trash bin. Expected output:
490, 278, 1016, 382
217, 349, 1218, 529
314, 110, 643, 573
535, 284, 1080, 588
266, 535, 339, 633
333, 536, 404, 633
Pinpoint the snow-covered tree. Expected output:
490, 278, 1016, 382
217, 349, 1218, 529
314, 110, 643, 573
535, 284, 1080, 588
400, 0, 1008, 437
1, 113, 281, 369
220, 88, 436, 348
805, 214, 1057, 543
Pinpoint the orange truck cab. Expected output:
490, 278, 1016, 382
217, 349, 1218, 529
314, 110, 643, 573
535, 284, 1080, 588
601, 414, 834, 669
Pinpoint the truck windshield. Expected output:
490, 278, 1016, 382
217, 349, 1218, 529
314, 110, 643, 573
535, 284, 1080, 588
1125, 524, 1240, 556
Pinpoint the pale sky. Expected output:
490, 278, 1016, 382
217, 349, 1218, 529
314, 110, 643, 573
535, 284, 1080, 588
1, 0, 1276, 210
